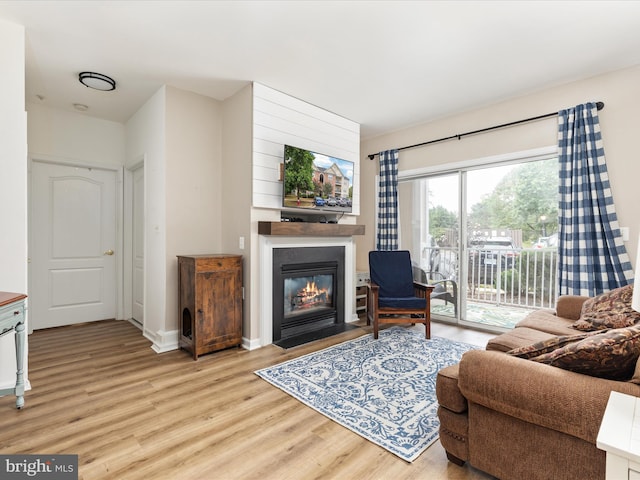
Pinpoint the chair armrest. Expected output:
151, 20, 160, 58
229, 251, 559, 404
449, 279, 457, 297
431, 279, 457, 295
458, 349, 640, 443
556, 295, 590, 320
413, 281, 435, 298
366, 282, 379, 314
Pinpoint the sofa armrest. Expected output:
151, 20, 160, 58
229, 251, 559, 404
555, 295, 590, 320
458, 350, 640, 443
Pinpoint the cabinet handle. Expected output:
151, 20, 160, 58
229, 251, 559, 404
14, 311, 19, 316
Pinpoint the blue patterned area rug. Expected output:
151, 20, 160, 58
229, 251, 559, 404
255, 327, 478, 462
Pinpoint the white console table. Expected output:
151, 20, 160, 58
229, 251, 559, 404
0, 292, 27, 409
597, 391, 640, 479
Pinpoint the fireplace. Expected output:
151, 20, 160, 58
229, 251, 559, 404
257, 235, 358, 349
273, 246, 353, 347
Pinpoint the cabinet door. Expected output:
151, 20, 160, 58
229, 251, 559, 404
197, 267, 241, 346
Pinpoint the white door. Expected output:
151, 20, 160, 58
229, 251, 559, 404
132, 165, 144, 324
30, 161, 117, 329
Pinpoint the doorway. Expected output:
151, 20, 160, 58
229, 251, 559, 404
29, 160, 119, 329
131, 163, 145, 326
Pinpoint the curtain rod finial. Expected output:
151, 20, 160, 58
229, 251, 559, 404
596, 101, 605, 110
368, 154, 376, 160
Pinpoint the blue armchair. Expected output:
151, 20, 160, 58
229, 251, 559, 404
366, 250, 434, 339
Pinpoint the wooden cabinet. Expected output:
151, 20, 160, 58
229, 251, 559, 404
178, 255, 243, 360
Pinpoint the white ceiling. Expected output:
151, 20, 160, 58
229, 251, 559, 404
2, 0, 640, 138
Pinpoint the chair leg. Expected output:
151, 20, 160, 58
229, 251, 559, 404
373, 318, 379, 339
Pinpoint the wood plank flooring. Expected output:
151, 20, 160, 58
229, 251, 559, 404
0, 320, 496, 480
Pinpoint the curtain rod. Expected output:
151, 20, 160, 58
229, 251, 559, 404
367, 101, 604, 160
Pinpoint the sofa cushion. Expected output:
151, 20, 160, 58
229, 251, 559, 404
515, 310, 580, 336
507, 330, 603, 359
529, 326, 640, 381
486, 327, 559, 352
572, 284, 640, 331
555, 295, 590, 320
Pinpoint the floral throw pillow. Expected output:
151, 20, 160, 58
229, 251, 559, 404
507, 331, 603, 359
572, 284, 640, 331
530, 326, 640, 381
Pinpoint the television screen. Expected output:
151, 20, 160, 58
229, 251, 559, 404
282, 145, 354, 213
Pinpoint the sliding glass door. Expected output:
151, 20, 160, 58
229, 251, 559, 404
399, 154, 559, 331
398, 173, 459, 321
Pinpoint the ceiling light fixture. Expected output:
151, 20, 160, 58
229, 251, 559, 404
78, 71, 116, 91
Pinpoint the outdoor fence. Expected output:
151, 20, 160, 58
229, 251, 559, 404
467, 247, 558, 309
427, 247, 559, 311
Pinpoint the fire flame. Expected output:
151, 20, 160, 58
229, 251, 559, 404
304, 281, 318, 295
289, 279, 331, 309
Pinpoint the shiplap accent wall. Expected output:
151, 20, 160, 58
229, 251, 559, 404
252, 83, 361, 215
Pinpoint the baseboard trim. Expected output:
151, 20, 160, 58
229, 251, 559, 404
0, 379, 31, 398
243, 336, 261, 351
145, 328, 179, 353
128, 318, 143, 331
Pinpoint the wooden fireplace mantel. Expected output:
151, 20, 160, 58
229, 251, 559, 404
258, 221, 365, 237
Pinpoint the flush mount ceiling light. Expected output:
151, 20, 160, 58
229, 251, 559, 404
78, 72, 116, 91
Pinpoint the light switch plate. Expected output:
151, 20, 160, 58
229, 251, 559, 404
621, 227, 630, 241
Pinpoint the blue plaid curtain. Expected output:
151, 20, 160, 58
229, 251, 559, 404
377, 149, 399, 250
557, 102, 634, 296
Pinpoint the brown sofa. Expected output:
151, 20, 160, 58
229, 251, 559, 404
436, 295, 640, 480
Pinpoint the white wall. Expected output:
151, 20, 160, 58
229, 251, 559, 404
165, 86, 223, 343
248, 83, 361, 345
125, 87, 168, 350
26, 103, 126, 325
251, 83, 361, 214
27, 103, 125, 165
221, 84, 253, 344
25, 83, 223, 354
125, 85, 223, 351
358, 65, 640, 272
0, 19, 28, 389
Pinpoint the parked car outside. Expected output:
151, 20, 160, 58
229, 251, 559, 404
469, 236, 520, 284
337, 197, 347, 207
314, 196, 325, 206
326, 197, 337, 206
477, 237, 520, 268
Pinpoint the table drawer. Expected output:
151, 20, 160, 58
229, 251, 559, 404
0, 304, 25, 333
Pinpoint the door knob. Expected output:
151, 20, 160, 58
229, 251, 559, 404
104, 249, 115, 256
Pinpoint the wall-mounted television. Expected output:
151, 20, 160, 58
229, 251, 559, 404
282, 144, 354, 213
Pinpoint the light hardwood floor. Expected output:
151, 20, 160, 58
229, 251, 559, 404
0, 320, 497, 480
